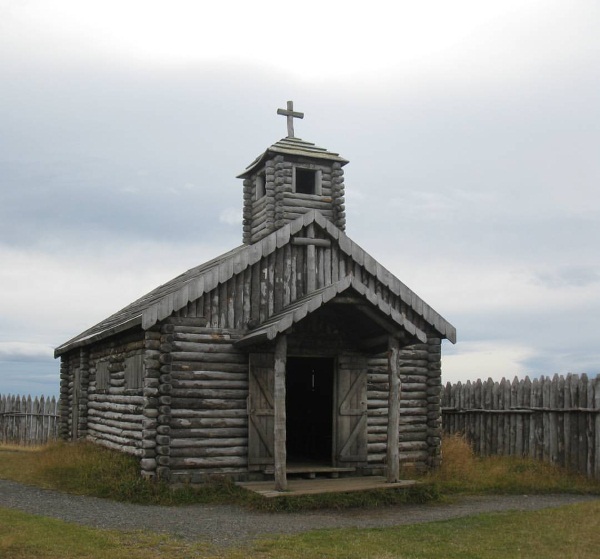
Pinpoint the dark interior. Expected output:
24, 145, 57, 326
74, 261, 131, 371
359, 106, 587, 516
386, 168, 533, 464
286, 357, 334, 463
295, 168, 316, 194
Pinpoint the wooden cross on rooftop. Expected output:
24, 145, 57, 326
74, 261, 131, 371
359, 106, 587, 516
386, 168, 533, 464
277, 100, 304, 138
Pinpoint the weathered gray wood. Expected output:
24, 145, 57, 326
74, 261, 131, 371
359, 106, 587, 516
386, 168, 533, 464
441, 374, 600, 479
336, 355, 368, 464
386, 337, 400, 482
273, 335, 287, 491
247, 352, 275, 469
291, 237, 332, 248
277, 100, 303, 138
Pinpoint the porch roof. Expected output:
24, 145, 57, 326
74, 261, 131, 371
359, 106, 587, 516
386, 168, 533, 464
235, 276, 427, 349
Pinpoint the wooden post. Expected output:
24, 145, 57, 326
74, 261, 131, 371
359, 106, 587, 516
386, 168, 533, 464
387, 337, 401, 482
273, 335, 287, 491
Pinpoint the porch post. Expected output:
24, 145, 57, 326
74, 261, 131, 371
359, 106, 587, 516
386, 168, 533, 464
387, 337, 401, 482
273, 335, 288, 491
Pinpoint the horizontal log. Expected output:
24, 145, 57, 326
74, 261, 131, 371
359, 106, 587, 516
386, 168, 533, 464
399, 441, 428, 451
87, 427, 141, 447
88, 409, 144, 423
170, 409, 247, 419
170, 437, 247, 448
87, 421, 143, 439
367, 399, 389, 409
170, 362, 247, 373
291, 238, 332, 248
172, 371, 247, 382
169, 456, 247, 469
88, 401, 143, 414
170, 427, 247, 438
88, 436, 143, 457
368, 442, 387, 453
398, 375, 428, 384
172, 379, 248, 390
170, 352, 246, 364
170, 446, 246, 458
368, 391, 389, 400
170, 388, 247, 399
170, 417, 246, 429
88, 394, 144, 405
398, 367, 429, 375
170, 399, 246, 411
368, 424, 388, 433
171, 341, 239, 354
400, 399, 427, 408
173, 333, 240, 344
170, 326, 242, 337
399, 415, 428, 425
398, 407, 428, 415
399, 431, 428, 442
367, 417, 388, 426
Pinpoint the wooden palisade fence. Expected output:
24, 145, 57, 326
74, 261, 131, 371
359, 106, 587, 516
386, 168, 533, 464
442, 374, 600, 479
0, 394, 59, 445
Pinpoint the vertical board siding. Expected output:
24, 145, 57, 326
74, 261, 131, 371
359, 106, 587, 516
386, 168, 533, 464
442, 374, 600, 479
0, 394, 59, 445
173, 233, 429, 340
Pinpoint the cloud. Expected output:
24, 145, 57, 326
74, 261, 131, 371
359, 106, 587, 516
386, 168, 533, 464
533, 266, 600, 289
442, 341, 535, 384
219, 207, 242, 226
0, 342, 54, 361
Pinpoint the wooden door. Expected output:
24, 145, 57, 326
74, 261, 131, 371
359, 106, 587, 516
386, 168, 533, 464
248, 352, 275, 470
335, 358, 367, 464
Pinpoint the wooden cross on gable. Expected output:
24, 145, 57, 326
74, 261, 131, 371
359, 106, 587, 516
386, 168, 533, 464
277, 100, 304, 138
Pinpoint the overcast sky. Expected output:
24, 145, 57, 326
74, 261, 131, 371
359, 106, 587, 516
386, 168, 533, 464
1, 0, 599, 397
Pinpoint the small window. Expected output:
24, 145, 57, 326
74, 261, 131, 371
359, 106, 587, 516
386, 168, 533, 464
124, 354, 144, 390
295, 168, 316, 194
96, 361, 109, 391
294, 168, 322, 195
256, 174, 266, 199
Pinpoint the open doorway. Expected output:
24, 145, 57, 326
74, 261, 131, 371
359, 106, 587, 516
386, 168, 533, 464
286, 357, 334, 464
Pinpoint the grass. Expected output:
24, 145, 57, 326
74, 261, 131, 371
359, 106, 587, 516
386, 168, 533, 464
1, 435, 600, 558
425, 433, 600, 496
0, 441, 436, 510
1, 436, 598, 511
1, 500, 600, 558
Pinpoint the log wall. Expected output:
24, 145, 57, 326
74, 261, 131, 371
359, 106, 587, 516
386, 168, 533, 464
442, 374, 600, 479
242, 155, 346, 244
366, 337, 442, 474
143, 318, 249, 483
60, 330, 146, 456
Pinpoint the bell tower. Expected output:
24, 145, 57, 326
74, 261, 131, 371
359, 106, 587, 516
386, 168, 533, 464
238, 101, 349, 245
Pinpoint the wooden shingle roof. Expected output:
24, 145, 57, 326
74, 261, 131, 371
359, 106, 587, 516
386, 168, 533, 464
55, 211, 456, 357
237, 137, 349, 178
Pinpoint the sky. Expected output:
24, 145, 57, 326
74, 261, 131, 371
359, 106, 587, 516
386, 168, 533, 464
1, 0, 599, 397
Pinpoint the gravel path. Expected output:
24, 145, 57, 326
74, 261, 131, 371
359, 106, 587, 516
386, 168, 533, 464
0, 479, 597, 547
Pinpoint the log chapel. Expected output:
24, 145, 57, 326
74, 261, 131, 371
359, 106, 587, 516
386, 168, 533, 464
55, 102, 456, 489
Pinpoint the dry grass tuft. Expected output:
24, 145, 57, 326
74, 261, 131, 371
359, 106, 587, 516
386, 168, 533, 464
426, 433, 600, 495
